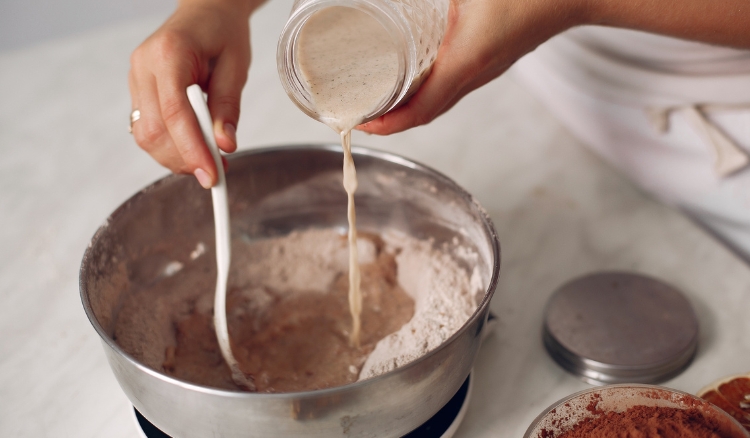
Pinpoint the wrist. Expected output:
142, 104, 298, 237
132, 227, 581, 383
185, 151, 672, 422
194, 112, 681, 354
177, 0, 262, 19
517, 0, 591, 49
555, 0, 595, 29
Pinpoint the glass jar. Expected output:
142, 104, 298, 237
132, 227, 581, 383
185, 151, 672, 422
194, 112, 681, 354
277, 0, 449, 125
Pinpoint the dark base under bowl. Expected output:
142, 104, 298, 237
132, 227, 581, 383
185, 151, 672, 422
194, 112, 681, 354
135, 375, 472, 438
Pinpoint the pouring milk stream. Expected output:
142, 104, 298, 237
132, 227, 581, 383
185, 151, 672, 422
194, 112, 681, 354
296, 6, 401, 346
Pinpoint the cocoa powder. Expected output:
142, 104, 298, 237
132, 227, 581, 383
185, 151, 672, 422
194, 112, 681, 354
556, 405, 744, 438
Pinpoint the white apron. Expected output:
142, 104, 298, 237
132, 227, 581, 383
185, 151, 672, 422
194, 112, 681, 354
513, 26, 750, 260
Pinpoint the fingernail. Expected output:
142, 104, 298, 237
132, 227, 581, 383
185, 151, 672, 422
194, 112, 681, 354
194, 168, 212, 189
223, 123, 236, 145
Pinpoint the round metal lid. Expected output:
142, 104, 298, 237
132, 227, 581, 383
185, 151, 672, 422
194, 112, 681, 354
543, 272, 699, 385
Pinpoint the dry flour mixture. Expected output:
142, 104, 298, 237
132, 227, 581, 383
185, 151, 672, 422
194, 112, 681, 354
113, 228, 481, 392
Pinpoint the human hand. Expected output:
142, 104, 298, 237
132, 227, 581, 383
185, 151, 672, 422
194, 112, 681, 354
129, 0, 255, 188
359, 0, 750, 135
357, 0, 585, 135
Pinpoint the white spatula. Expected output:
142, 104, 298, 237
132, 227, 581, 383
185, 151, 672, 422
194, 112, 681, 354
186, 84, 254, 390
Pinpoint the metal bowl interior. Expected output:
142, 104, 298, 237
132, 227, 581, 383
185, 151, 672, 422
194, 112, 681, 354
80, 144, 500, 438
524, 384, 750, 438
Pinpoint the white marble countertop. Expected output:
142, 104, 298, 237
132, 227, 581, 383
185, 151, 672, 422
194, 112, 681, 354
1, 1, 749, 437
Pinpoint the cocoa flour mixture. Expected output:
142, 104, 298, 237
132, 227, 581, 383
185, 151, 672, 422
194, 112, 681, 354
113, 228, 481, 392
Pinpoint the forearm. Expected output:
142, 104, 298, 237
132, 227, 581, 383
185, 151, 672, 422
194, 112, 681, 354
361, 0, 750, 136
582, 0, 750, 48
177, 0, 266, 19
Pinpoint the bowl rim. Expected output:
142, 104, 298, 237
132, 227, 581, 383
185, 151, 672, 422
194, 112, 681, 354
523, 383, 750, 438
79, 143, 501, 399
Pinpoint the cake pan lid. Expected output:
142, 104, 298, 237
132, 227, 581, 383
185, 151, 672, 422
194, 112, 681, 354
543, 272, 699, 385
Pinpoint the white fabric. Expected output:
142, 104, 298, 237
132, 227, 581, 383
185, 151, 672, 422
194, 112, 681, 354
513, 27, 750, 260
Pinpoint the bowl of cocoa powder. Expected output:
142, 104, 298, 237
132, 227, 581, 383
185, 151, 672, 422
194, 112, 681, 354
524, 384, 750, 438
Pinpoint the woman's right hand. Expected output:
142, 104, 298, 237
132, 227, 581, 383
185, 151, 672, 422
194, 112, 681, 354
129, 0, 257, 188
359, 0, 750, 136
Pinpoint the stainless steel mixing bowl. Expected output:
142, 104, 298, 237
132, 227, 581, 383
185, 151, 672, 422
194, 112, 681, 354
80, 145, 500, 438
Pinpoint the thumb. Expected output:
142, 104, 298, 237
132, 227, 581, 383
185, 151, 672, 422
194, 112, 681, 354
207, 50, 249, 153
358, 21, 472, 135
357, 50, 466, 135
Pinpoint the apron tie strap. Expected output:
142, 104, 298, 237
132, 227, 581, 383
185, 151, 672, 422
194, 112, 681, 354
647, 105, 750, 177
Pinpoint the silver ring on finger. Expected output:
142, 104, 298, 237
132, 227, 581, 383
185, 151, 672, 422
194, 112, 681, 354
129, 109, 141, 134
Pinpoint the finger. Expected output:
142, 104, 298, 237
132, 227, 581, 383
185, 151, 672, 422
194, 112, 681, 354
128, 69, 139, 114
132, 72, 189, 173
156, 70, 218, 189
358, 0, 513, 135
424, 63, 509, 121
358, 61, 459, 134
207, 49, 250, 153
359, 43, 476, 135
367, 47, 512, 134
357, 9, 476, 135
